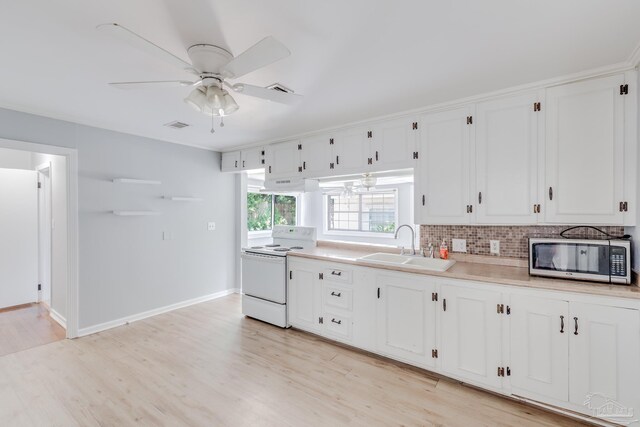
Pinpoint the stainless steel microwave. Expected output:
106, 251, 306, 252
529, 238, 631, 284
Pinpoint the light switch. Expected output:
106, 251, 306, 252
208, 222, 216, 231
452, 238, 466, 253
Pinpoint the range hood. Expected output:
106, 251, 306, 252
263, 177, 319, 193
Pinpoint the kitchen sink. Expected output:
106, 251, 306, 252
356, 253, 456, 272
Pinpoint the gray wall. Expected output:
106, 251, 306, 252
0, 147, 32, 169
0, 107, 237, 329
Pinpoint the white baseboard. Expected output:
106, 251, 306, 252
77, 288, 238, 337
49, 308, 67, 329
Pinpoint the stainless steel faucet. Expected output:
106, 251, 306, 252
394, 224, 416, 255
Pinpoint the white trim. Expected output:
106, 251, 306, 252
49, 308, 66, 329
113, 178, 161, 185
627, 39, 640, 68
224, 60, 637, 153
77, 288, 238, 337
0, 138, 79, 339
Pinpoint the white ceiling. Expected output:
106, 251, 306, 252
1, 1, 639, 151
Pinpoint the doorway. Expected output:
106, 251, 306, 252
0, 139, 78, 351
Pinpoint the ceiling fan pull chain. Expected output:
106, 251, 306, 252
220, 116, 225, 128
210, 113, 215, 134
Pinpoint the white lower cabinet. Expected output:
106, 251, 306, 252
376, 272, 437, 368
568, 302, 640, 415
288, 262, 322, 333
286, 257, 640, 423
439, 283, 504, 389
510, 295, 569, 402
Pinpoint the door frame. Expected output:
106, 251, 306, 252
35, 161, 52, 308
0, 138, 79, 338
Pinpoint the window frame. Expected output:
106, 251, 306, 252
247, 191, 299, 237
323, 188, 399, 239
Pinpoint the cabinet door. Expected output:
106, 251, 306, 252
334, 127, 370, 172
265, 141, 301, 179
240, 147, 264, 170
475, 93, 540, 224
221, 151, 240, 172
371, 117, 417, 171
415, 106, 472, 224
510, 295, 569, 402
377, 273, 437, 367
288, 264, 321, 332
569, 303, 640, 415
545, 74, 625, 224
300, 135, 333, 178
439, 284, 503, 389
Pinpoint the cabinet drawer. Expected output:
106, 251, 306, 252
323, 285, 353, 311
323, 312, 352, 340
322, 267, 352, 284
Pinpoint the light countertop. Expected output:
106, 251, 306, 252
289, 242, 640, 300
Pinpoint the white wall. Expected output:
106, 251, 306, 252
0, 107, 237, 330
302, 183, 416, 248
0, 147, 32, 169
31, 152, 67, 319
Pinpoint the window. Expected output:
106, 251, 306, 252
247, 192, 296, 232
327, 190, 397, 234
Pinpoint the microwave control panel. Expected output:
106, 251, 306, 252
609, 246, 627, 277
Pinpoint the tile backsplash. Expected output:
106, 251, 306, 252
420, 225, 625, 259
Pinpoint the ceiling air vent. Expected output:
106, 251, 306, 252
266, 83, 294, 94
164, 121, 190, 129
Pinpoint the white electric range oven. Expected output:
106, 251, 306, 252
241, 225, 317, 327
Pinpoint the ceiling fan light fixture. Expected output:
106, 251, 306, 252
184, 87, 207, 112
361, 173, 377, 190
222, 92, 239, 115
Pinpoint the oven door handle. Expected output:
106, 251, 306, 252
241, 252, 286, 264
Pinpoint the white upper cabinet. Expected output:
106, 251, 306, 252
221, 151, 241, 172
265, 140, 301, 179
568, 302, 640, 414
439, 283, 504, 389
370, 117, 418, 171
415, 106, 473, 224
300, 135, 334, 178
475, 92, 541, 224
240, 147, 264, 170
545, 74, 626, 225
510, 294, 569, 402
334, 126, 370, 173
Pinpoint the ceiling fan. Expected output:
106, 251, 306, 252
97, 23, 302, 131
323, 174, 378, 197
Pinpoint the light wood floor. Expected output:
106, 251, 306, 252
0, 294, 589, 426
0, 303, 65, 357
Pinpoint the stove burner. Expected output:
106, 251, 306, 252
265, 244, 281, 248
273, 248, 291, 252
289, 246, 304, 250
250, 246, 264, 249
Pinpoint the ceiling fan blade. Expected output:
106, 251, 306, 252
231, 83, 302, 105
97, 23, 198, 74
108, 80, 197, 90
221, 36, 290, 79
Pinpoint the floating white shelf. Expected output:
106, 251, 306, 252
112, 211, 162, 216
163, 196, 203, 202
113, 178, 161, 185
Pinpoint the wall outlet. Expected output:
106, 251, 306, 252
208, 222, 216, 231
452, 238, 467, 253
490, 240, 500, 255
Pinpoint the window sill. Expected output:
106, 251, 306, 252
323, 230, 396, 239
